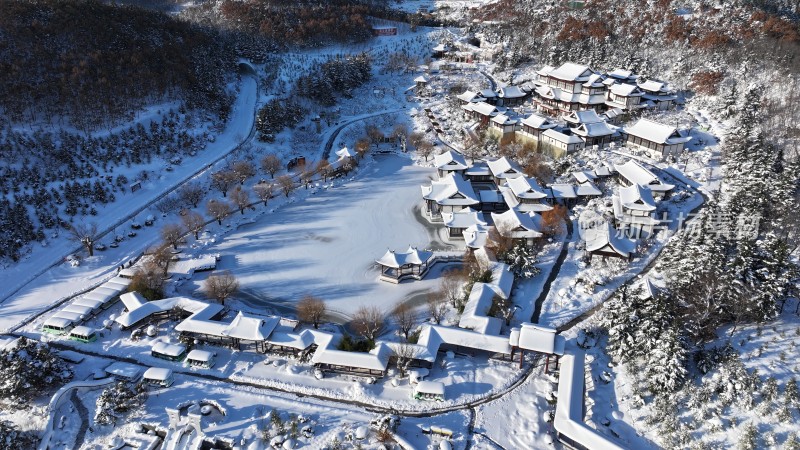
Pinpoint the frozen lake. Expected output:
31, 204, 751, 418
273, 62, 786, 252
206, 154, 455, 317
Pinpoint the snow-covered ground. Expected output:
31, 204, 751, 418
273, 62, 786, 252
0, 73, 258, 333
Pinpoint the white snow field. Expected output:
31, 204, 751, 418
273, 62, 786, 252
197, 154, 451, 316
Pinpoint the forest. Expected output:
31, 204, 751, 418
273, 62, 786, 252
0, 0, 236, 131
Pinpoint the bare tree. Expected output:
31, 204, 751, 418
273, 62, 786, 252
160, 223, 185, 250
426, 293, 448, 325
352, 305, 385, 341
155, 195, 182, 215
129, 260, 166, 300
441, 269, 466, 309
69, 222, 98, 257
260, 153, 282, 178
178, 182, 205, 208
181, 210, 206, 239
232, 160, 256, 185
417, 140, 434, 161
393, 342, 421, 378
210, 170, 237, 197
148, 243, 173, 277
203, 271, 239, 306
230, 186, 250, 214
316, 160, 332, 182
277, 175, 295, 197
300, 167, 314, 189
355, 138, 370, 160
392, 123, 410, 142
297, 295, 326, 329
366, 125, 384, 149
206, 199, 232, 225
391, 302, 417, 341
408, 132, 426, 150
253, 183, 274, 206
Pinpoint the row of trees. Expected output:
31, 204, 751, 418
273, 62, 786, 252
601, 87, 799, 398
0, 111, 207, 263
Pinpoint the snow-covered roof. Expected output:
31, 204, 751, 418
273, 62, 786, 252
479, 89, 497, 99
119, 268, 138, 278
105, 362, 142, 381
442, 208, 487, 229
186, 349, 214, 362
543, 129, 583, 144
497, 85, 526, 99
506, 176, 547, 200
43, 316, 74, 329
491, 208, 543, 239
563, 110, 602, 125
417, 325, 512, 359
638, 79, 667, 93
486, 157, 525, 180
594, 165, 612, 177
73, 298, 104, 311
433, 150, 468, 171
311, 333, 391, 372
614, 160, 674, 192
602, 107, 624, 120
266, 329, 316, 350
536, 65, 555, 77
491, 114, 518, 126
170, 255, 218, 277
415, 380, 445, 396
511, 323, 565, 355
120, 291, 147, 311
608, 68, 633, 80
152, 341, 186, 357
478, 189, 502, 203
554, 350, 627, 450
609, 83, 642, 96
498, 186, 552, 213
464, 223, 489, 249
583, 222, 636, 257
490, 262, 514, 300
336, 146, 356, 159
521, 114, 557, 130
573, 121, 615, 138
465, 162, 491, 176
464, 101, 498, 117
70, 325, 94, 336
414, 75, 429, 84
625, 118, 691, 145
376, 246, 434, 268
583, 73, 605, 87
51, 310, 84, 322
618, 184, 657, 211
459, 283, 504, 335
62, 304, 94, 317
572, 171, 596, 184
421, 173, 480, 206
575, 182, 602, 197
548, 62, 593, 81
548, 183, 577, 199
143, 367, 173, 381
222, 311, 280, 341
457, 90, 483, 103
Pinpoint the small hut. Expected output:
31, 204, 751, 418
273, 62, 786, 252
376, 246, 434, 283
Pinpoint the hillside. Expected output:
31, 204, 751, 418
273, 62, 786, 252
0, 0, 236, 131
